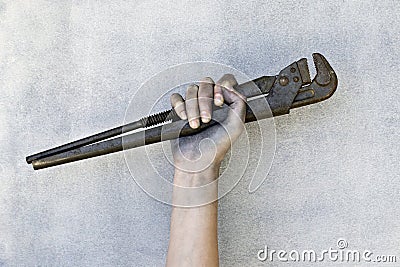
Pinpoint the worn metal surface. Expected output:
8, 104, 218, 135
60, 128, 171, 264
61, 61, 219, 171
27, 53, 337, 169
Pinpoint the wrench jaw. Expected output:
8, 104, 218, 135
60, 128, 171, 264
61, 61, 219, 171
291, 53, 338, 109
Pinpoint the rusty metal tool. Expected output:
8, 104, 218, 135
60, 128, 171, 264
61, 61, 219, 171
26, 53, 337, 170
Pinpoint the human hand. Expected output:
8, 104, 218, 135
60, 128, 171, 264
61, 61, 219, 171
169, 74, 247, 175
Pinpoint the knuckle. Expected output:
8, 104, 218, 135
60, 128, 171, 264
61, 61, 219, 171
170, 93, 181, 101
198, 86, 213, 97
213, 84, 222, 92
186, 84, 199, 97
170, 93, 183, 107
198, 94, 212, 100
186, 84, 199, 93
201, 77, 214, 84
185, 97, 198, 107
198, 96, 213, 106
219, 73, 237, 87
223, 73, 235, 79
174, 101, 185, 110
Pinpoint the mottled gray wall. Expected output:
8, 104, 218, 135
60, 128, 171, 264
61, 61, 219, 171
0, 0, 399, 266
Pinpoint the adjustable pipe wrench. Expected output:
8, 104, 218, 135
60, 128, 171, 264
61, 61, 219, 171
27, 53, 338, 170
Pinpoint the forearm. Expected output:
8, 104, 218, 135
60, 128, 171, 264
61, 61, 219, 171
166, 167, 220, 267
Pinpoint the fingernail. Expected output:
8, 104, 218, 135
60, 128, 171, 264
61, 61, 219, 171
189, 119, 199, 129
180, 111, 187, 120
214, 94, 223, 106
201, 111, 211, 123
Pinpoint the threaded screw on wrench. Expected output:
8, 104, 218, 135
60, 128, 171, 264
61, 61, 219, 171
140, 109, 179, 128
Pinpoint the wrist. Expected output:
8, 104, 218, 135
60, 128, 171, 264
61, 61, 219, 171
173, 164, 220, 187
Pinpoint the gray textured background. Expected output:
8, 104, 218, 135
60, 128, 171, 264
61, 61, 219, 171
1, 0, 399, 266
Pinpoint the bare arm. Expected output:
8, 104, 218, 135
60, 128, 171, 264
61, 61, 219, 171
166, 168, 219, 266
166, 75, 246, 266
